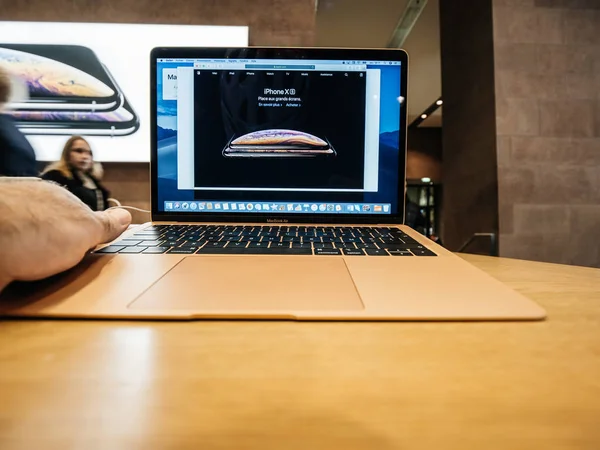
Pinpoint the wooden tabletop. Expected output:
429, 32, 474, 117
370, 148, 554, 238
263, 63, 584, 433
1, 254, 599, 450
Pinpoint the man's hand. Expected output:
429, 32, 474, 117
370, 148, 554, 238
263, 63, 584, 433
0, 180, 131, 292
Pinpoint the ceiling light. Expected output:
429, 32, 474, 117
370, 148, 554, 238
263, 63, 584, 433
436, 99, 443, 106
421, 177, 431, 183
420, 113, 428, 119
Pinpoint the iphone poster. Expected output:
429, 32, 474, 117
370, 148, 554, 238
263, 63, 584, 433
0, 21, 248, 162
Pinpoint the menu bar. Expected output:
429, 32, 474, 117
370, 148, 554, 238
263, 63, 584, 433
164, 201, 391, 214
158, 58, 401, 66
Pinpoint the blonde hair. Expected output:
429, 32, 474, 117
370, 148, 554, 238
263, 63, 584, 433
42, 135, 103, 179
0, 65, 11, 105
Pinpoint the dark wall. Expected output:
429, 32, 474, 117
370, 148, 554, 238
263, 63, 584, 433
3, 0, 317, 223
0, 0, 317, 46
493, 0, 600, 267
406, 128, 442, 181
439, 0, 499, 251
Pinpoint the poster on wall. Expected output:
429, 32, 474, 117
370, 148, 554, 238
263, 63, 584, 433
0, 21, 248, 162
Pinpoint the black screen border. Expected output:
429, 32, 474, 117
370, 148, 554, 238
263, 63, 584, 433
150, 46, 408, 225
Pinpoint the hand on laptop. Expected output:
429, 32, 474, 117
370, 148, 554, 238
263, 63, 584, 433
0, 179, 131, 293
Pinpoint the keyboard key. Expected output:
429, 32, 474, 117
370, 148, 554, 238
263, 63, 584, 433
168, 247, 198, 254
342, 249, 365, 256
113, 240, 142, 247
362, 237, 380, 243
119, 246, 147, 254
303, 236, 322, 243
196, 247, 312, 255
381, 244, 411, 251
95, 245, 124, 254
142, 247, 169, 254
228, 242, 248, 248
204, 241, 228, 249
139, 240, 164, 247
314, 248, 341, 256
380, 237, 404, 244
291, 243, 312, 249
248, 242, 269, 248
258, 232, 280, 238
354, 243, 379, 249
365, 249, 389, 256
400, 235, 420, 244
177, 242, 201, 249
400, 243, 428, 249
132, 233, 162, 238
412, 249, 437, 256
185, 235, 206, 242
388, 250, 413, 256
313, 243, 334, 249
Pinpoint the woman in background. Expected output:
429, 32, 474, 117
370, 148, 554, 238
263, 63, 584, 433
42, 136, 110, 211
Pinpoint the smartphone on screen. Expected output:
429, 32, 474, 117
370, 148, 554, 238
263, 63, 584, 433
10, 97, 140, 136
0, 44, 122, 111
222, 129, 336, 158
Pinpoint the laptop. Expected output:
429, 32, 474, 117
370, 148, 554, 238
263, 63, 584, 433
0, 47, 546, 321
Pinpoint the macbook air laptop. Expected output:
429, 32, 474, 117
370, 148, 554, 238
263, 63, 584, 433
0, 47, 546, 321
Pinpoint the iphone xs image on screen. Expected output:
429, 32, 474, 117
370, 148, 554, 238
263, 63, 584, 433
222, 129, 336, 158
10, 97, 140, 136
0, 44, 122, 111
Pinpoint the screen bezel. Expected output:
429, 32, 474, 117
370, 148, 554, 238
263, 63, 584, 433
150, 46, 407, 225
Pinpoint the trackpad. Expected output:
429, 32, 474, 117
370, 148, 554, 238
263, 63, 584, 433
129, 256, 364, 313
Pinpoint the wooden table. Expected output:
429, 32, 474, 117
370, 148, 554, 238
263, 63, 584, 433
1, 254, 599, 450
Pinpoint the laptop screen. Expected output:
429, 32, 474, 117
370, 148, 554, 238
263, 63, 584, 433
153, 48, 406, 220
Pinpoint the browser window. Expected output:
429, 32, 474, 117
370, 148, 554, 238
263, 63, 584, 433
176, 59, 380, 193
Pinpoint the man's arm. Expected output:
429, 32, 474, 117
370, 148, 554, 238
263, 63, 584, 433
0, 179, 131, 293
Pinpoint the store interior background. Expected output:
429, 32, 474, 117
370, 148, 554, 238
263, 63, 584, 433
3, 0, 599, 267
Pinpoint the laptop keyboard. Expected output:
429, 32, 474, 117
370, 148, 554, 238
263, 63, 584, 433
94, 225, 437, 256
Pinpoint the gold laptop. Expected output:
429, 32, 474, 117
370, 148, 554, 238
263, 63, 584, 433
0, 47, 545, 321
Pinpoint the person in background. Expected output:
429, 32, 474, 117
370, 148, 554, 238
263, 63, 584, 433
41, 136, 110, 211
0, 65, 38, 177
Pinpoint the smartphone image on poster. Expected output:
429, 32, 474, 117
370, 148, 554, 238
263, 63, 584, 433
222, 129, 336, 158
0, 44, 122, 111
10, 97, 140, 137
